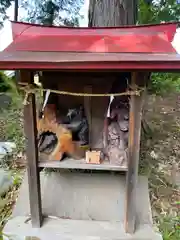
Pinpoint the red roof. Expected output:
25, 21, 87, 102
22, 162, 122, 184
0, 21, 179, 70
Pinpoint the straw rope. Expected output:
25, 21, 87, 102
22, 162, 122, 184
18, 82, 142, 105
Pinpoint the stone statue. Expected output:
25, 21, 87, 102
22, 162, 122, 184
104, 98, 129, 165
63, 105, 89, 146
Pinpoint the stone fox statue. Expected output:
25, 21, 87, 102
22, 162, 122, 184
37, 104, 89, 161
37, 104, 80, 161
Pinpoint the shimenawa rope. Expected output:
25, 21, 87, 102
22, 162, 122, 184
18, 83, 142, 105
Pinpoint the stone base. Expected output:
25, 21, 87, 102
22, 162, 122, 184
3, 216, 162, 240
3, 171, 162, 239
13, 172, 153, 223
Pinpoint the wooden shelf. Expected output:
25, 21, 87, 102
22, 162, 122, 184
39, 158, 128, 171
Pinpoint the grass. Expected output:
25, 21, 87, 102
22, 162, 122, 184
158, 216, 180, 240
0, 100, 25, 154
0, 169, 23, 240
0, 86, 25, 239
0, 170, 23, 225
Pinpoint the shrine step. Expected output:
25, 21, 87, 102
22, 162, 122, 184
3, 216, 162, 240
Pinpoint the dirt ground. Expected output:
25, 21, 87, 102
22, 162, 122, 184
141, 93, 180, 239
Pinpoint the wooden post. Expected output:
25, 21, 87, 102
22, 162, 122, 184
125, 72, 146, 233
84, 85, 92, 149
22, 70, 43, 227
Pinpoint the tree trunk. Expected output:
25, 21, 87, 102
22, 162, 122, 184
14, 0, 19, 95
88, 0, 137, 27
88, 0, 138, 153
88, 0, 139, 234
14, 0, 18, 21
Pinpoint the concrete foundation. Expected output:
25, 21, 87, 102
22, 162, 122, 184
3, 171, 162, 240
4, 216, 162, 240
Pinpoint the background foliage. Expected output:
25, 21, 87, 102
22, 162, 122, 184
0, 72, 11, 92
0, 0, 83, 26
0, 0, 12, 26
138, 0, 180, 94
21, 0, 83, 26
139, 0, 180, 24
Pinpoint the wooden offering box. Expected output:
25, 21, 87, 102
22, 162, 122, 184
85, 150, 101, 164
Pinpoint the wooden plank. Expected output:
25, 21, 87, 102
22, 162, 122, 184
22, 70, 43, 228
1, 52, 180, 71
1, 51, 180, 62
84, 85, 92, 148
39, 158, 128, 171
125, 72, 146, 233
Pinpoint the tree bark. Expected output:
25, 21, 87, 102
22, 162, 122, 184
88, 0, 137, 27
88, 0, 139, 234
14, 0, 19, 93
14, 0, 19, 21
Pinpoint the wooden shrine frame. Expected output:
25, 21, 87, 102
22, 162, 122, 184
21, 69, 147, 233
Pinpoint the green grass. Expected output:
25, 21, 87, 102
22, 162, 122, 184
0, 170, 23, 236
0, 76, 25, 237
158, 216, 180, 240
0, 80, 25, 156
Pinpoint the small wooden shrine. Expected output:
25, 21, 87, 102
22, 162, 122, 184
0, 21, 180, 239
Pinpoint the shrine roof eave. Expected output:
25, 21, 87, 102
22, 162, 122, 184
0, 52, 180, 71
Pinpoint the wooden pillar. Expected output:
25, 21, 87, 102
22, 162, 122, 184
125, 72, 146, 233
22, 70, 43, 227
84, 85, 92, 148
